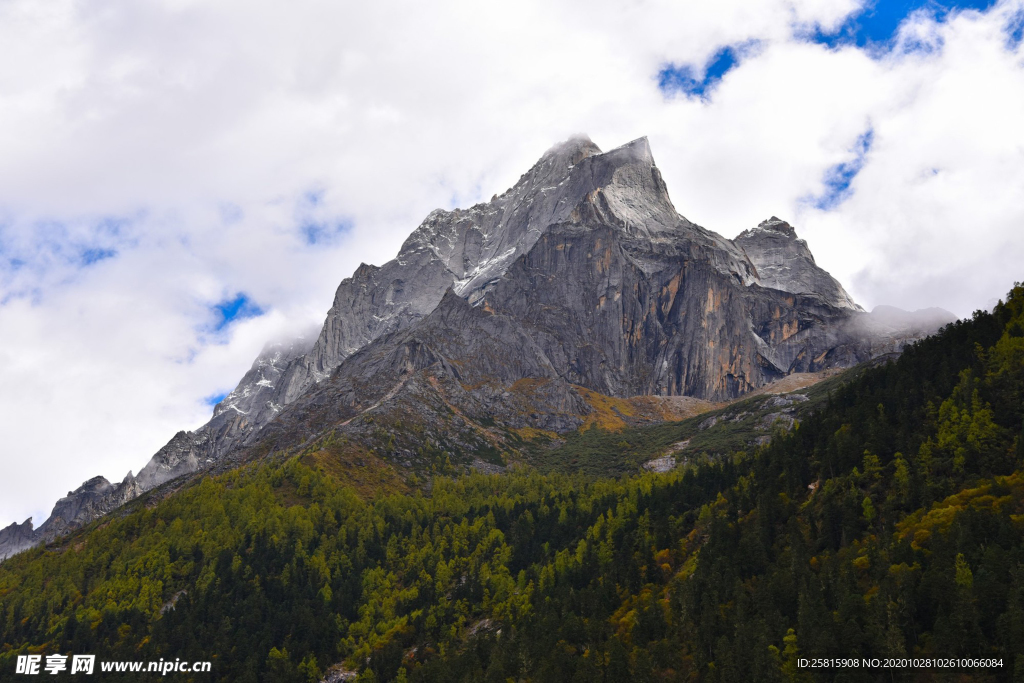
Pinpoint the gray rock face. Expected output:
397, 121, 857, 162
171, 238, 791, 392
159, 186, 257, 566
212, 335, 318, 427
2, 135, 956, 561
1, 472, 142, 559
735, 217, 862, 311
249, 288, 593, 452
135, 334, 318, 491
37, 473, 142, 538
0, 518, 37, 561
288, 136, 610, 401
135, 431, 205, 491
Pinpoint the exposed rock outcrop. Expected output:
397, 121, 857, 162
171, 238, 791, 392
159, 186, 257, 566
735, 216, 861, 311
136, 334, 316, 492
0, 518, 37, 561
0, 472, 141, 559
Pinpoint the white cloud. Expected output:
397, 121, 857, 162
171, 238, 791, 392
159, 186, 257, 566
1, 0, 1023, 526
797, 2, 1024, 314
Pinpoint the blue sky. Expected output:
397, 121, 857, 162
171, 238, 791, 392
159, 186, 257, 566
210, 293, 264, 332
197, 293, 264, 405
204, 391, 229, 407
658, 45, 746, 100
808, 129, 876, 210
659, 0, 1008, 101
812, 0, 1001, 48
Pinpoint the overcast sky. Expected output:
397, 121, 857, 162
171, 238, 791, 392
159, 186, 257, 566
2, 0, 1023, 527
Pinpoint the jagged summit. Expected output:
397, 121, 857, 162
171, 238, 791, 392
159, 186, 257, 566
397, 135, 683, 303
741, 216, 798, 238
0, 518, 35, 561
1, 135, 955, 562
734, 216, 862, 311
518, 134, 602, 183
1, 471, 141, 559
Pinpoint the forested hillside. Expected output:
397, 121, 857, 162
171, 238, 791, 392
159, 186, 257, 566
2, 282, 1022, 682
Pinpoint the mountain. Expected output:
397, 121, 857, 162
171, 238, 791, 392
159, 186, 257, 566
1, 282, 1021, 682
0, 135, 955, 561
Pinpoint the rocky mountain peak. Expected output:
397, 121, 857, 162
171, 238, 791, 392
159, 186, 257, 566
67, 476, 114, 498
734, 216, 862, 311
514, 135, 602, 189
211, 334, 316, 419
750, 216, 798, 238
395, 136, 674, 299
0, 518, 35, 560
562, 136, 682, 238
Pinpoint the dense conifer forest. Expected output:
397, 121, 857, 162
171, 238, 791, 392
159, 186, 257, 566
2, 282, 1023, 682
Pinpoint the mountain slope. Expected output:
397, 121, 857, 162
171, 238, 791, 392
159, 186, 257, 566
0, 282, 1020, 682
